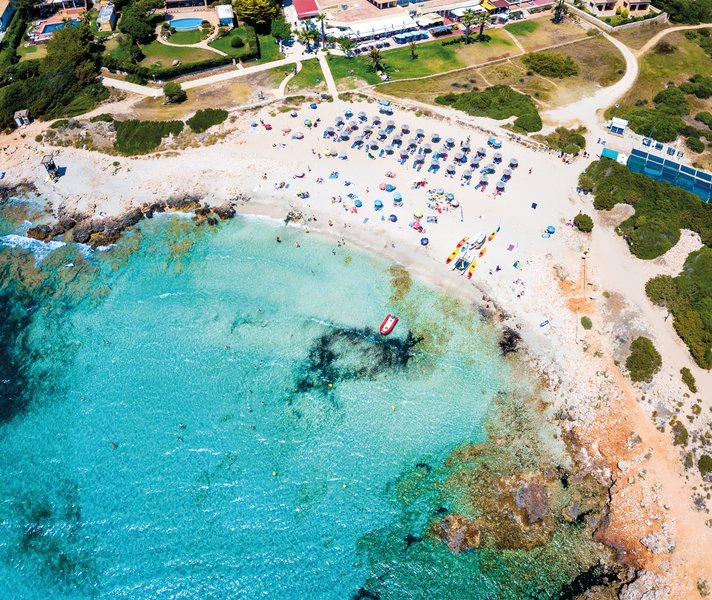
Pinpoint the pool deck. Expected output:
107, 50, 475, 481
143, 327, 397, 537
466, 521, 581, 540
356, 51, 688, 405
29, 8, 84, 43
157, 11, 226, 57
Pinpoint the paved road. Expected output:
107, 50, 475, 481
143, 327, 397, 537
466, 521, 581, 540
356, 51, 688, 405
317, 52, 339, 98
100, 76, 163, 98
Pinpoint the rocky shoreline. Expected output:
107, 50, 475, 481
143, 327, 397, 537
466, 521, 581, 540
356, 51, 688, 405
24, 195, 246, 248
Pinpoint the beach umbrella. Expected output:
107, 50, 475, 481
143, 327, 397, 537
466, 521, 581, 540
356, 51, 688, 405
410, 177, 422, 186
385, 147, 394, 155
386, 119, 395, 128
547, 225, 556, 234
414, 209, 424, 218
420, 237, 429, 246
294, 132, 304, 139
493, 152, 503, 163
445, 137, 455, 148
358, 111, 367, 121
340, 131, 350, 140
454, 151, 465, 163
379, 183, 387, 190
304, 119, 313, 127
407, 138, 417, 148
391, 135, 402, 145
354, 199, 363, 208
462, 143, 471, 153
437, 187, 444, 194
423, 143, 432, 154
385, 184, 395, 192
372, 115, 381, 125
477, 147, 486, 156
469, 160, 480, 169
282, 127, 292, 134
446, 193, 454, 201
502, 168, 512, 179
416, 129, 425, 138
509, 158, 519, 168
446, 165, 456, 174
450, 198, 459, 207
394, 192, 402, 202
496, 181, 505, 191
430, 159, 439, 168
377, 130, 387, 140
370, 142, 379, 150
463, 169, 473, 179
324, 126, 334, 134
335, 115, 344, 124
400, 151, 409, 159
250, 120, 258, 127
485, 163, 495, 173
310, 103, 318, 109
480, 176, 489, 184
349, 120, 358, 129
344, 108, 353, 117
415, 155, 425, 164
389, 214, 398, 222
374, 199, 384, 210
431, 132, 441, 143
401, 124, 410, 134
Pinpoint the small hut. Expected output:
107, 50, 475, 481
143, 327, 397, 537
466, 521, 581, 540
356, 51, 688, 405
14, 109, 30, 128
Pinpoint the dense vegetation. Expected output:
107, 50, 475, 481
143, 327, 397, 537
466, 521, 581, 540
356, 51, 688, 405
580, 316, 593, 330
436, 85, 542, 132
625, 336, 662, 382
234, 0, 280, 31
522, 52, 578, 78
645, 248, 712, 369
573, 213, 594, 233
0, 11, 28, 73
700, 454, 712, 477
581, 160, 711, 259
651, 0, 712, 24
0, 17, 107, 129
113, 119, 184, 154
544, 126, 586, 155
680, 367, 697, 392
186, 108, 228, 133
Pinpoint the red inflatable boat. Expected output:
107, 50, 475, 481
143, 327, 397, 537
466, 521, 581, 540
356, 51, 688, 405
380, 314, 398, 335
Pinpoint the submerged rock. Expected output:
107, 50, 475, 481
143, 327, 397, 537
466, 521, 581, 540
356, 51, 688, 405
430, 513, 481, 553
514, 479, 549, 525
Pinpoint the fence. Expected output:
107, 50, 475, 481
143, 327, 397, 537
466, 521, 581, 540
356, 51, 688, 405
566, 3, 668, 33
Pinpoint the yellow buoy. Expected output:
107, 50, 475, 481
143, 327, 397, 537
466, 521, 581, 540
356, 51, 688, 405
328, 383, 333, 388
343, 483, 347, 489
272, 471, 277, 477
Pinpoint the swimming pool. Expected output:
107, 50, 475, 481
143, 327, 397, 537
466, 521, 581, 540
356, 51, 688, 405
169, 17, 203, 31
39, 18, 80, 34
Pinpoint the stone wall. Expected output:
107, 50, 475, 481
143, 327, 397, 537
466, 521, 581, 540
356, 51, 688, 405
566, 3, 669, 33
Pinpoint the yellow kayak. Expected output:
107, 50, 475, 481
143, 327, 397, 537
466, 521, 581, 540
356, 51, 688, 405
445, 236, 469, 264
466, 259, 477, 279
478, 246, 487, 258
487, 231, 496, 241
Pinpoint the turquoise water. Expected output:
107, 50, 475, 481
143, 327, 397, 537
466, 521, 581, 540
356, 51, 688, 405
169, 18, 203, 31
0, 203, 612, 598
40, 19, 80, 34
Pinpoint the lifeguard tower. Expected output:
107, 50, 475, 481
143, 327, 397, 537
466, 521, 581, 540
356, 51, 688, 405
41, 154, 60, 181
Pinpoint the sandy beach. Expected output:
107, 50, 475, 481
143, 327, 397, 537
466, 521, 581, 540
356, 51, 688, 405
2, 96, 711, 596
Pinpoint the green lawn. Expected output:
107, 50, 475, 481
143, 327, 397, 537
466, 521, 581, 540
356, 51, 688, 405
168, 29, 203, 45
504, 20, 540, 36
138, 40, 216, 68
328, 32, 514, 90
256, 34, 283, 64
209, 26, 257, 58
17, 43, 47, 62
287, 58, 325, 92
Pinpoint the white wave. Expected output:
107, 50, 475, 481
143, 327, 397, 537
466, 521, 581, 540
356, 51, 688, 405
0, 234, 66, 263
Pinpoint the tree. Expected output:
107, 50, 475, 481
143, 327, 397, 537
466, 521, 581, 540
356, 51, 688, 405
460, 8, 477, 45
553, 0, 567, 23
408, 40, 417, 60
476, 11, 489, 42
119, 0, 162, 44
270, 17, 291, 42
367, 47, 383, 72
573, 212, 594, 232
645, 275, 678, 309
163, 81, 186, 103
295, 26, 311, 51
44, 16, 99, 87
625, 336, 662, 383
337, 36, 355, 57
315, 13, 327, 47
234, 0, 278, 30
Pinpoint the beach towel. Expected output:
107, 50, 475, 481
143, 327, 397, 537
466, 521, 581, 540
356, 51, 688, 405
507, 244, 514, 251
531, 203, 537, 209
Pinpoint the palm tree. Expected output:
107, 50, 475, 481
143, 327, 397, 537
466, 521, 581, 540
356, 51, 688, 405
315, 13, 327, 47
408, 40, 417, 60
460, 8, 477, 45
553, 0, 567, 23
476, 11, 489, 42
295, 26, 311, 51
368, 47, 384, 72
338, 36, 356, 57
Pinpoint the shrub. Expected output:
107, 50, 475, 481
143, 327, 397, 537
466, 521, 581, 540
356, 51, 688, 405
230, 36, 245, 48
522, 52, 578, 78
545, 126, 586, 154
696, 111, 712, 128
436, 85, 542, 132
186, 108, 228, 133
581, 316, 592, 330
654, 42, 676, 55
670, 417, 689, 446
680, 74, 712, 99
645, 275, 678, 308
686, 136, 705, 153
652, 85, 689, 115
680, 367, 697, 392
90, 113, 114, 123
699, 454, 712, 477
113, 119, 184, 154
573, 212, 594, 233
163, 82, 187, 104
625, 336, 662, 382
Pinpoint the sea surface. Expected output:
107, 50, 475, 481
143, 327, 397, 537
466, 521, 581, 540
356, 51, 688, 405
0, 199, 610, 599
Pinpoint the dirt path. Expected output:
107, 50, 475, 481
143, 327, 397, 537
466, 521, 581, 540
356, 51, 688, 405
636, 22, 712, 56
